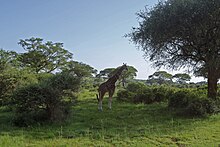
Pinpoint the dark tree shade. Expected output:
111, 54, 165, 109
128, 0, 220, 98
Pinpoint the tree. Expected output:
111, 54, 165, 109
0, 49, 19, 71
63, 61, 98, 89
18, 37, 73, 73
173, 73, 191, 84
97, 66, 137, 79
96, 68, 115, 79
63, 61, 97, 78
128, 0, 220, 99
96, 65, 137, 87
120, 65, 138, 87
148, 71, 173, 84
121, 66, 138, 80
0, 49, 36, 106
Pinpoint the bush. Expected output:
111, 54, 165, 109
117, 82, 171, 104
168, 89, 219, 117
0, 68, 38, 106
133, 88, 154, 104
185, 98, 210, 116
12, 72, 80, 126
126, 82, 147, 93
168, 89, 191, 108
117, 82, 219, 117
152, 86, 172, 102
117, 89, 134, 102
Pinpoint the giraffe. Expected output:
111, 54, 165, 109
96, 63, 128, 111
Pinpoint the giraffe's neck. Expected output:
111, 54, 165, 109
107, 67, 124, 84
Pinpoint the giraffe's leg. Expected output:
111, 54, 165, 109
98, 100, 103, 111
98, 92, 104, 111
108, 96, 112, 110
108, 87, 115, 110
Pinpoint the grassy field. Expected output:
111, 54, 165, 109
0, 90, 220, 146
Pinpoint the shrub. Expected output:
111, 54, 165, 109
126, 82, 147, 93
12, 72, 80, 126
117, 82, 172, 104
168, 89, 219, 117
185, 98, 213, 116
133, 88, 154, 104
116, 89, 134, 102
0, 68, 38, 106
168, 89, 191, 108
152, 86, 171, 102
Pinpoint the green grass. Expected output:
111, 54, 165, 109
0, 90, 220, 146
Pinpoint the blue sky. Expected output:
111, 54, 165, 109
0, 0, 204, 82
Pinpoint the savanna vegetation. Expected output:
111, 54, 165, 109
1, 0, 220, 146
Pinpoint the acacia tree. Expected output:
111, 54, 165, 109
96, 68, 115, 79
63, 61, 97, 78
128, 0, 220, 99
121, 66, 138, 80
97, 66, 137, 79
96, 65, 137, 87
18, 37, 73, 73
148, 71, 173, 84
173, 73, 191, 84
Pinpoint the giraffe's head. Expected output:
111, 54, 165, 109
122, 63, 128, 71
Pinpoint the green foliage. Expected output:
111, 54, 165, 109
12, 72, 80, 126
1, 91, 220, 146
168, 89, 219, 116
63, 61, 97, 78
185, 98, 213, 116
168, 89, 192, 108
117, 82, 171, 104
117, 82, 219, 117
18, 37, 73, 73
173, 73, 191, 84
96, 65, 137, 84
148, 71, 173, 85
0, 67, 38, 106
120, 65, 138, 80
0, 49, 19, 71
128, 0, 220, 98
126, 82, 146, 93
96, 68, 115, 79
117, 89, 134, 102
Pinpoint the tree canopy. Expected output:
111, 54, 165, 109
97, 65, 137, 80
18, 37, 73, 73
173, 73, 191, 84
148, 71, 173, 84
128, 0, 220, 98
63, 61, 97, 78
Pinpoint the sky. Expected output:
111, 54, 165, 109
0, 0, 204, 82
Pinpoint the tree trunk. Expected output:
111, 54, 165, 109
207, 67, 218, 99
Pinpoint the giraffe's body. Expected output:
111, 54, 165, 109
97, 64, 128, 111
